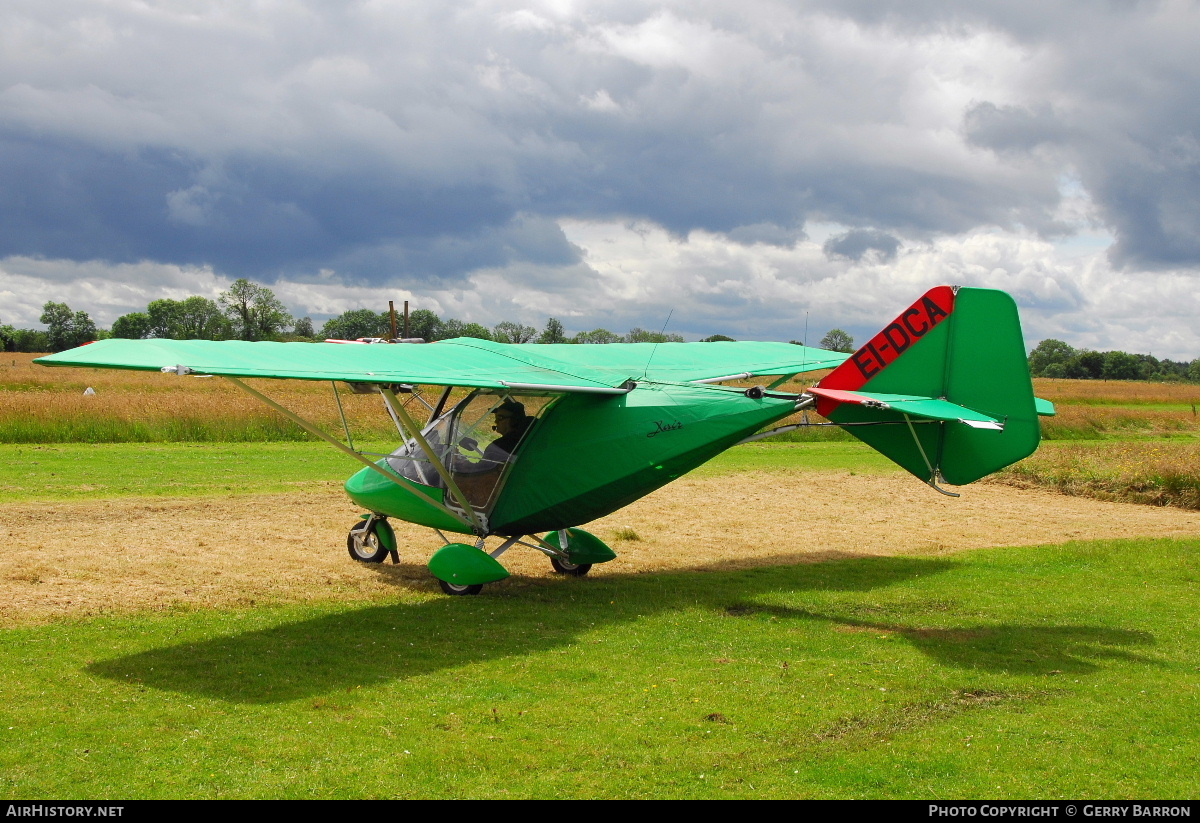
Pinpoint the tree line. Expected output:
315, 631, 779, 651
1028, 339, 1200, 383
320, 309, 705, 346
1, 279, 296, 352
0, 278, 723, 353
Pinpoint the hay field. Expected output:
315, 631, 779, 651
1032, 377, 1200, 406
11, 353, 1200, 442
1, 353, 416, 442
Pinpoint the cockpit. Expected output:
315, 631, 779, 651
385, 390, 551, 514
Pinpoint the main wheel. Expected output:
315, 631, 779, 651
550, 556, 592, 577
438, 579, 483, 596
347, 520, 390, 563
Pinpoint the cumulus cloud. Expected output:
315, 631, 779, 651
0, 1, 1198, 355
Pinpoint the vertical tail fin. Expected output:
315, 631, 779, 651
814, 286, 1039, 487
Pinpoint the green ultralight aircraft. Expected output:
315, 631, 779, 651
37, 285, 1053, 595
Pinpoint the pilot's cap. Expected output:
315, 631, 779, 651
495, 399, 527, 421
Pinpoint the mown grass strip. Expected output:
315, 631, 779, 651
0, 442, 899, 503
0, 537, 1196, 798
0, 442, 387, 501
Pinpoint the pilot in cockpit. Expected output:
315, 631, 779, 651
482, 399, 531, 464
453, 399, 533, 474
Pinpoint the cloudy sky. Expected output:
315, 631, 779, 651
2, 0, 1198, 357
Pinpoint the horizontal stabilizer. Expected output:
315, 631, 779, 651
808, 387, 1003, 429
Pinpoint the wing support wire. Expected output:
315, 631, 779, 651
222, 376, 475, 531
378, 387, 487, 535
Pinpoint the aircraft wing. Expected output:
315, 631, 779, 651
35, 338, 632, 392
515, 340, 847, 383
36, 337, 847, 392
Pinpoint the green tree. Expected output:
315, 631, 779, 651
1189, 359, 1200, 382
40, 302, 74, 350
701, 334, 736, 342
293, 316, 316, 338
1102, 351, 1142, 381
537, 318, 567, 344
1153, 359, 1191, 381
818, 328, 854, 353
493, 321, 537, 344
1133, 353, 1160, 381
11, 329, 50, 352
626, 328, 684, 343
40, 302, 97, 351
145, 299, 184, 338
439, 318, 492, 340
1028, 339, 1076, 376
1066, 350, 1105, 380
177, 296, 230, 339
219, 279, 293, 341
321, 309, 388, 341
574, 328, 622, 344
111, 312, 152, 339
404, 309, 440, 341
0, 323, 14, 352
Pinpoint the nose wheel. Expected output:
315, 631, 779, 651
347, 518, 395, 563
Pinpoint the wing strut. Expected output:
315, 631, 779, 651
223, 377, 475, 530
379, 387, 487, 535
330, 381, 356, 451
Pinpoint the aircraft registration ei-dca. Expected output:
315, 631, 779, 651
37, 286, 1054, 596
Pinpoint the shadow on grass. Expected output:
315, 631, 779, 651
86, 554, 1155, 702
738, 605, 1157, 675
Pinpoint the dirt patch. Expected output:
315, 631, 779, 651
2, 471, 1198, 623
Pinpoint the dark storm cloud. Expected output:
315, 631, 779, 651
823, 229, 900, 262
963, 103, 1070, 156
0, 129, 568, 282
1, 0, 1198, 280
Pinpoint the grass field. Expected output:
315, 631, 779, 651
2, 356, 1200, 797
2, 531, 1197, 799
0, 440, 900, 503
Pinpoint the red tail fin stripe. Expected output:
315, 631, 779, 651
814, 285, 956, 417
